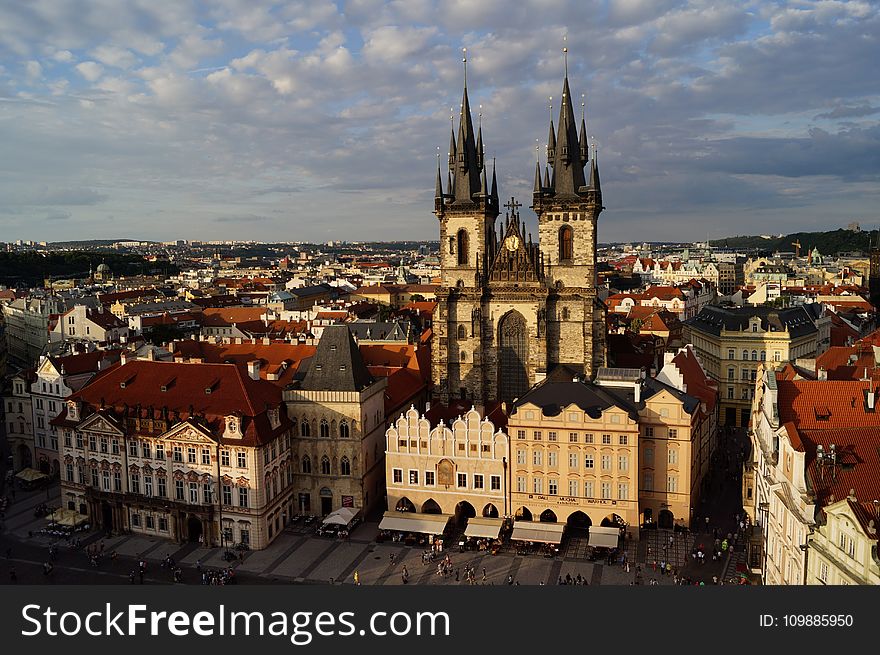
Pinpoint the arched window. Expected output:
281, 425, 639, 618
339, 420, 349, 439
301, 456, 311, 474
321, 456, 331, 475
301, 419, 310, 436
559, 225, 573, 261
460, 351, 467, 362
742, 350, 748, 361
760, 351, 766, 361
340, 456, 351, 476
751, 350, 758, 361
457, 229, 469, 266
457, 324, 467, 339
320, 419, 329, 438
562, 307, 570, 320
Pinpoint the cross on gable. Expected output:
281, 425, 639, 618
504, 197, 522, 215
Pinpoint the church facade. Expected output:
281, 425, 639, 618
432, 67, 607, 405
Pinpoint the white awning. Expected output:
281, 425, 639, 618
510, 522, 565, 544
322, 507, 361, 526
464, 517, 504, 539
588, 526, 620, 549
378, 512, 452, 535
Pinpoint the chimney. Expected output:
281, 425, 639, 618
634, 381, 641, 403
425, 400, 431, 413
247, 360, 261, 381
868, 389, 876, 411
818, 367, 827, 381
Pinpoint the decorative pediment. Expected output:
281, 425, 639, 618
158, 420, 217, 445
220, 474, 234, 485
79, 412, 124, 436
63, 454, 74, 464
128, 464, 140, 474
236, 476, 250, 488
186, 470, 201, 482
172, 469, 185, 481
99, 460, 110, 471
155, 467, 167, 478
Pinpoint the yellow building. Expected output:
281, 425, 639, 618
384, 403, 509, 537
684, 305, 820, 427
807, 497, 880, 586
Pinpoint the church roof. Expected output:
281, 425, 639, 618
299, 325, 374, 392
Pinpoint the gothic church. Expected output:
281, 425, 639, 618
432, 61, 607, 405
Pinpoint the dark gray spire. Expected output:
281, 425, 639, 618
550, 76, 587, 197
579, 116, 589, 165
533, 161, 542, 193
435, 162, 443, 199
589, 147, 602, 201
547, 119, 556, 162
453, 82, 481, 203
479, 164, 488, 197
476, 124, 484, 171
448, 128, 456, 169
490, 158, 498, 204
544, 165, 551, 189
301, 325, 374, 392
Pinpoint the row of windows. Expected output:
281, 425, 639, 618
300, 455, 351, 476
65, 464, 251, 507
515, 449, 679, 468
641, 472, 679, 493
66, 434, 252, 469
514, 431, 629, 445
293, 418, 352, 439
727, 386, 756, 400
514, 477, 629, 500
391, 468, 501, 491
727, 348, 781, 362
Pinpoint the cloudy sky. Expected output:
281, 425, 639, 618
1, 0, 878, 244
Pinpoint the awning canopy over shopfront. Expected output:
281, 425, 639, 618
464, 517, 504, 539
588, 526, 620, 549
510, 521, 565, 544
378, 512, 452, 535
15, 468, 48, 483
47, 508, 88, 527
322, 507, 361, 527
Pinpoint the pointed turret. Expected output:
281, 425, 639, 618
490, 159, 498, 205
589, 146, 602, 202
479, 165, 488, 197
533, 161, 542, 194
448, 128, 456, 169
544, 165, 551, 189
550, 76, 587, 196
476, 124, 484, 171
435, 163, 444, 199
579, 116, 589, 164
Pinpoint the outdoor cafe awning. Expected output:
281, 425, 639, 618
15, 468, 48, 483
510, 521, 565, 545
47, 509, 88, 527
588, 526, 621, 549
464, 517, 504, 539
322, 507, 361, 527
378, 512, 452, 535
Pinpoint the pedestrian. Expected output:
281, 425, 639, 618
507, 574, 513, 585
10, 568, 17, 583
705, 516, 710, 533
389, 553, 395, 566
353, 570, 360, 586
129, 570, 136, 584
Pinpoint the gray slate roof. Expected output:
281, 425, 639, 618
684, 305, 818, 339
299, 325, 374, 392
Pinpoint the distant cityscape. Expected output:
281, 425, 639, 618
1, 64, 878, 590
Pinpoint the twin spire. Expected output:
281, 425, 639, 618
437, 45, 601, 209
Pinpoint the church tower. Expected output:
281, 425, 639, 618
433, 51, 501, 403
533, 58, 606, 376
432, 50, 606, 406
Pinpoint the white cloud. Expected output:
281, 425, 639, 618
53, 50, 74, 63
25, 60, 42, 79
75, 61, 104, 82
89, 44, 137, 69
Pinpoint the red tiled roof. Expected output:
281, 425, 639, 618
201, 307, 266, 326
644, 286, 684, 300
776, 379, 880, 429
62, 359, 288, 446
172, 340, 316, 387
50, 350, 121, 376
670, 346, 718, 412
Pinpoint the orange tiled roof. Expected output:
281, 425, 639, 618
776, 378, 880, 429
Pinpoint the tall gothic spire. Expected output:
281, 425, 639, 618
549, 75, 587, 196
452, 48, 481, 204
490, 158, 498, 205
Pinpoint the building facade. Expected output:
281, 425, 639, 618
806, 497, 879, 586
284, 326, 388, 518
3, 370, 34, 471
53, 359, 294, 550
2, 295, 67, 367
684, 305, 820, 427
385, 404, 509, 521
432, 64, 605, 406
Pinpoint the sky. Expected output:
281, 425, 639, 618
0, 0, 878, 244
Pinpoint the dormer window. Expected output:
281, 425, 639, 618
225, 415, 242, 438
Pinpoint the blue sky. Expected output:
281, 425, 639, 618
0, 0, 878, 243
